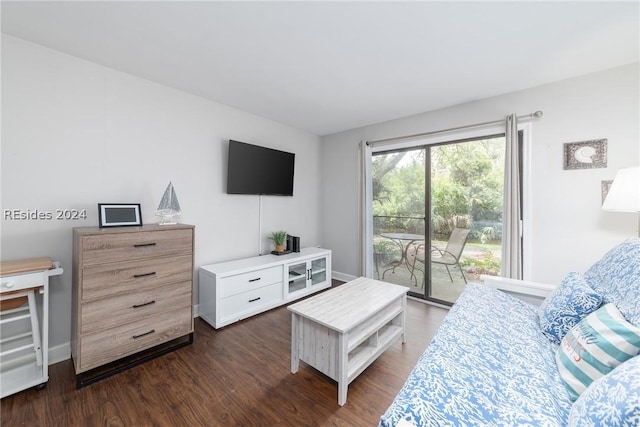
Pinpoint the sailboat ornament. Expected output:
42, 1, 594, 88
156, 181, 182, 225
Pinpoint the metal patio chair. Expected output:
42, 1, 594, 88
409, 228, 471, 284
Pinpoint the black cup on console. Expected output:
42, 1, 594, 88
287, 235, 300, 252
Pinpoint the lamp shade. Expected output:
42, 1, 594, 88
602, 166, 640, 212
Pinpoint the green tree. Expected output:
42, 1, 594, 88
431, 138, 504, 234
372, 138, 504, 241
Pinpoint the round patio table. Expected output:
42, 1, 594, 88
380, 233, 424, 283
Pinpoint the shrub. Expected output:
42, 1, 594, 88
461, 249, 501, 276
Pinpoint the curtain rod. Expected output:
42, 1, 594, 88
366, 110, 543, 146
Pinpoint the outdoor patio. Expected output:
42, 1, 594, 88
374, 241, 500, 304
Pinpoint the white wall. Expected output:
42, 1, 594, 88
1, 36, 323, 356
321, 63, 639, 285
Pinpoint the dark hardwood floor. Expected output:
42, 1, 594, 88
1, 280, 448, 426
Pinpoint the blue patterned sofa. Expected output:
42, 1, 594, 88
380, 238, 640, 427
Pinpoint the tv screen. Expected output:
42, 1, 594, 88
227, 140, 295, 196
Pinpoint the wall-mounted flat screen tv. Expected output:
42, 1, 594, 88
227, 140, 295, 196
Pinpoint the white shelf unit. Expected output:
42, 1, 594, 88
199, 247, 332, 329
1, 260, 63, 399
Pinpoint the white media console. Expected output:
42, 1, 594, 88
199, 247, 332, 329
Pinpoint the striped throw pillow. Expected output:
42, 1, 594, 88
556, 303, 640, 401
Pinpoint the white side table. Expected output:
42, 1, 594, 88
0, 257, 63, 398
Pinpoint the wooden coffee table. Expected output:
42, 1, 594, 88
288, 277, 408, 405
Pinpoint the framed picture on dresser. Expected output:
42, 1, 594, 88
98, 203, 142, 227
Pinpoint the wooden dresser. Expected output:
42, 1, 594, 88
72, 224, 194, 386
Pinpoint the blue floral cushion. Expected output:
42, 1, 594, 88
584, 238, 640, 327
538, 271, 602, 344
568, 355, 640, 426
380, 239, 640, 427
379, 283, 573, 427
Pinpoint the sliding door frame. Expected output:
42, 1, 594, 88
363, 121, 533, 294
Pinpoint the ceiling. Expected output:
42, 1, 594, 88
2, 1, 638, 136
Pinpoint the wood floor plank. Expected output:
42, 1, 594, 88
1, 280, 448, 426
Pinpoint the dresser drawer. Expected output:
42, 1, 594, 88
81, 281, 192, 335
220, 282, 282, 320
220, 266, 282, 298
80, 229, 193, 266
1, 271, 45, 292
81, 254, 192, 301
78, 306, 193, 372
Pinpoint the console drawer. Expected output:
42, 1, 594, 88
219, 266, 282, 298
78, 306, 192, 372
1, 271, 45, 293
81, 254, 192, 301
80, 229, 193, 266
81, 281, 192, 334
220, 282, 282, 320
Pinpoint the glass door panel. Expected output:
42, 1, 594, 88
310, 257, 327, 286
371, 148, 426, 295
428, 137, 505, 304
288, 261, 307, 294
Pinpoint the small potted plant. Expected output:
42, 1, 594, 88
269, 230, 288, 253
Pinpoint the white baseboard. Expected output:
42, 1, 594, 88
332, 271, 358, 283
48, 342, 71, 365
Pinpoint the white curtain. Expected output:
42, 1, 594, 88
501, 114, 523, 279
359, 141, 374, 277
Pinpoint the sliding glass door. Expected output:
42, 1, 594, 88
372, 147, 426, 293
371, 135, 506, 305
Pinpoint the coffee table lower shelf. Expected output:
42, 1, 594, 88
347, 323, 404, 382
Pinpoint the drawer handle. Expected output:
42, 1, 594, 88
134, 243, 157, 248
2, 281, 14, 288
132, 329, 155, 339
133, 272, 156, 278
132, 300, 156, 309
248, 278, 261, 282
248, 297, 261, 303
